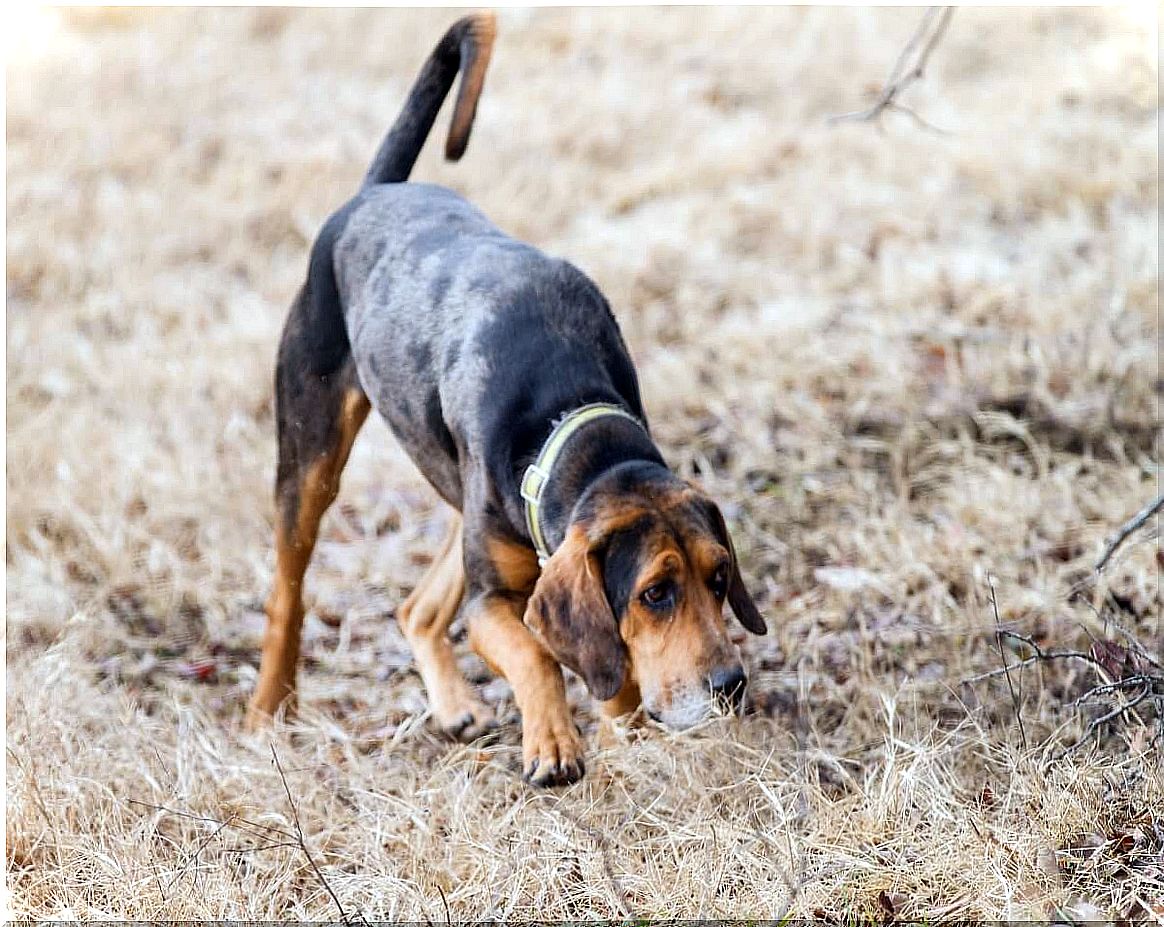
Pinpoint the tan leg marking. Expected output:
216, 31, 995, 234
246, 389, 369, 730
397, 515, 495, 739
485, 535, 540, 595
468, 595, 584, 786
597, 676, 644, 748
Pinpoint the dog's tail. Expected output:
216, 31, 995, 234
362, 12, 497, 188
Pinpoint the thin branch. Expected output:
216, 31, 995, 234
1068, 675, 1159, 708
126, 797, 297, 842
1095, 490, 1164, 572
125, 796, 326, 897
989, 579, 1028, 749
1071, 595, 1164, 672
882, 100, 952, 136
964, 559, 1162, 759
962, 644, 1100, 684
885, 7, 937, 88
435, 883, 452, 926
1059, 687, 1156, 759
166, 814, 234, 890
220, 841, 303, 854
271, 744, 352, 925
829, 7, 955, 133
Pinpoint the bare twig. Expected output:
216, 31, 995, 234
166, 814, 234, 890
989, 580, 1028, 749
271, 744, 353, 924
435, 883, 452, 926
1068, 675, 1159, 708
883, 100, 952, 136
220, 841, 303, 854
1070, 595, 1164, 672
126, 797, 297, 842
829, 7, 955, 133
1059, 687, 1156, 759
126, 795, 334, 899
965, 609, 1163, 759
1095, 490, 1164, 572
961, 643, 1100, 683
128, 776, 366, 923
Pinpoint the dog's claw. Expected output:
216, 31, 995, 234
526, 757, 584, 788
437, 700, 496, 742
446, 713, 472, 738
522, 731, 586, 787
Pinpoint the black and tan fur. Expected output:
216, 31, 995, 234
246, 13, 767, 786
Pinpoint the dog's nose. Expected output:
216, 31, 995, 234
708, 665, 747, 711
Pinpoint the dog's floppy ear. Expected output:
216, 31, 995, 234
524, 525, 628, 700
707, 502, 767, 635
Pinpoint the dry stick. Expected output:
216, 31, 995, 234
1068, 675, 1159, 708
125, 791, 224, 903
1095, 490, 1164, 572
220, 841, 304, 854
963, 630, 1106, 684
989, 579, 1028, 750
126, 797, 298, 841
166, 814, 235, 890
1059, 687, 1155, 759
829, 6, 955, 132
125, 797, 320, 903
966, 495, 1163, 757
270, 744, 353, 925
125, 795, 307, 863
435, 883, 452, 926
1072, 594, 1164, 672
978, 625, 1162, 757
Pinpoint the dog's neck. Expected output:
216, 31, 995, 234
534, 416, 667, 557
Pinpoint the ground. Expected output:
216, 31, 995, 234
5, 6, 1161, 920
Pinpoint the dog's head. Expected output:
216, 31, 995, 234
524, 464, 766, 728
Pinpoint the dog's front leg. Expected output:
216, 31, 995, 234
397, 516, 495, 741
466, 593, 585, 786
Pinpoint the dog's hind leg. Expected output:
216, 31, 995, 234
246, 288, 370, 730
397, 515, 496, 740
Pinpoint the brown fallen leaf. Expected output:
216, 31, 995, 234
879, 889, 909, 920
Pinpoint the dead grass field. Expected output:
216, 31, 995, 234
6, 5, 1162, 920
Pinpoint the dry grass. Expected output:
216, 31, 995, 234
6, 6, 1161, 920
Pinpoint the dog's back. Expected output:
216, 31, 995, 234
335, 180, 640, 513
315, 15, 645, 515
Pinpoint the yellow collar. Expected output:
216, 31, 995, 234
520, 403, 645, 566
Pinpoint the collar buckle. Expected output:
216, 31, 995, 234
520, 462, 551, 506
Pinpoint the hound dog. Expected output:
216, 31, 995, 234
246, 12, 767, 786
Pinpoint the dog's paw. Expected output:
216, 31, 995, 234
434, 695, 496, 742
244, 689, 295, 733
243, 704, 272, 733
522, 713, 585, 787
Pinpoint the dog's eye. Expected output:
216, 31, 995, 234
640, 580, 676, 612
709, 564, 730, 600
